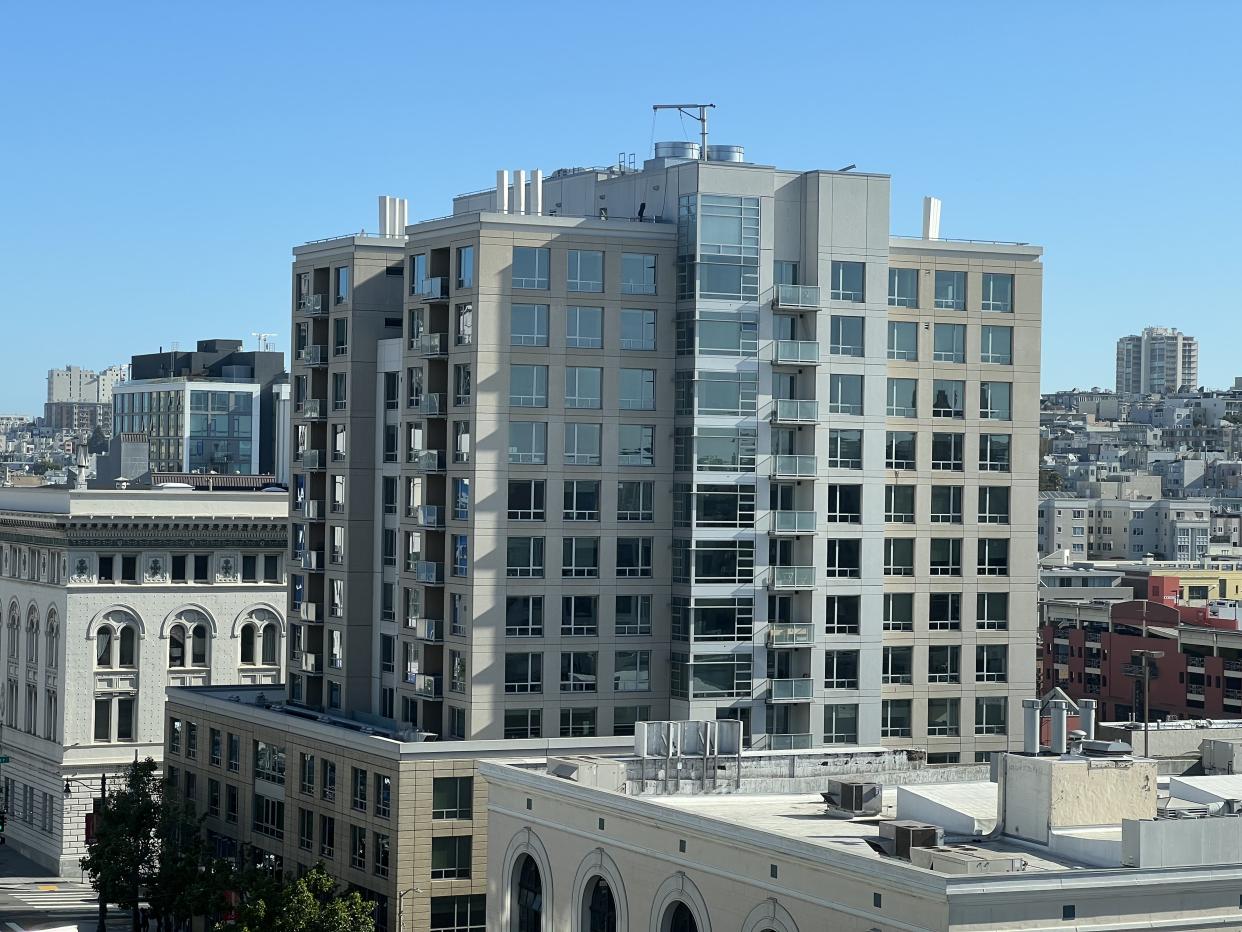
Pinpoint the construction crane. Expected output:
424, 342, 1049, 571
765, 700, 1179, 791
251, 332, 278, 353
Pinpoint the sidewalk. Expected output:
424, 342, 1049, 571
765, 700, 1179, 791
0, 844, 57, 881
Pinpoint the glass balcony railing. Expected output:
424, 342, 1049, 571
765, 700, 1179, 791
420, 277, 449, 300
298, 399, 325, 419
415, 333, 448, 356
770, 511, 817, 534
413, 673, 443, 698
768, 678, 814, 701
411, 393, 445, 416
772, 284, 821, 310
765, 733, 814, 750
414, 505, 444, 528
774, 340, 820, 364
300, 550, 323, 571
767, 622, 814, 646
770, 566, 816, 589
297, 345, 328, 366
298, 602, 318, 622
409, 618, 443, 643
408, 449, 446, 472
773, 399, 819, 423
771, 455, 817, 477
302, 450, 324, 470
414, 561, 444, 584
298, 651, 323, 673
297, 294, 325, 315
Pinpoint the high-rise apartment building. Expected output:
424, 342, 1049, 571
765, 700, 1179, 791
1116, 326, 1198, 396
288, 144, 1042, 762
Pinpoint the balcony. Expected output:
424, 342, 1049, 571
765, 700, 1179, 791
413, 332, 448, 357
297, 651, 323, 674
408, 449, 446, 472
301, 500, 323, 520
1085, 630, 1102, 644
1224, 688, 1242, 702
769, 511, 817, 535
771, 284, 821, 311
767, 622, 814, 646
414, 561, 444, 585
297, 399, 325, 420
771, 455, 817, 478
772, 399, 819, 424
411, 673, 443, 698
413, 505, 444, 529
767, 678, 814, 702
407, 617, 443, 643
418, 277, 449, 301
1186, 655, 1206, 669
763, 733, 814, 751
1225, 660, 1242, 674
297, 294, 325, 315
410, 393, 446, 417
302, 449, 325, 470
774, 341, 820, 365
298, 602, 319, 622
769, 566, 816, 590
300, 550, 323, 571
297, 345, 328, 366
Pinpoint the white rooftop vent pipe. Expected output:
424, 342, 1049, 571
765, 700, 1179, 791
922, 196, 942, 240
496, 170, 510, 214
1049, 699, 1070, 755
1022, 698, 1041, 755
1079, 698, 1098, 741
513, 170, 527, 215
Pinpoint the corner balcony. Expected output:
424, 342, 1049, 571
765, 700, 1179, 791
768, 510, 817, 535
298, 602, 319, 622
414, 560, 444, 585
412, 332, 448, 357
408, 673, 443, 698
300, 550, 323, 571
412, 505, 444, 529
406, 617, 443, 643
767, 622, 814, 646
417, 277, 450, 302
296, 345, 328, 366
410, 393, 446, 417
408, 449, 446, 472
771, 399, 819, 425
773, 341, 821, 365
767, 678, 814, 702
302, 449, 325, 470
768, 566, 817, 590
297, 399, 325, 420
770, 454, 817, 478
770, 284, 821, 312
296, 294, 325, 315
296, 651, 323, 674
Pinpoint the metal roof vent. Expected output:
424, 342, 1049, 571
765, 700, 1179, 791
654, 141, 701, 161
706, 144, 745, 162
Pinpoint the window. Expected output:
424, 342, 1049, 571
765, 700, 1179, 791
824, 704, 858, 744
560, 707, 597, 737
451, 534, 469, 577
828, 374, 863, 415
374, 832, 391, 878
333, 317, 348, 356
616, 595, 652, 636
888, 267, 918, 307
511, 304, 549, 346
453, 364, 471, 405
560, 651, 598, 692
932, 433, 964, 471
185, 722, 198, 760
614, 705, 652, 736
225, 784, 239, 823
506, 537, 545, 578
433, 777, 473, 819
512, 247, 549, 289
563, 480, 600, 521
618, 425, 655, 466
887, 378, 917, 417
334, 265, 350, 304
168, 718, 183, 754
567, 249, 604, 292
976, 696, 1008, 735
886, 431, 916, 470
298, 808, 314, 851
884, 593, 913, 632
456, 245, 474, 289
932, 323, 966, 363
614, 650, 651, 691
620, 308, 657, 351
930, 538, 962, 576
509, 421, 547, 464
299, 753, 315, 794
621, 252, 656, 295
981, 272, 1014, 312
227, 733, 240, 773
978, 538, 1010, 575
830, 261, 864, 301
980, 434, 1011, 472
981, 325, 1013, 364
934, 270, 965, 309
929, 645, 960, 683
824, 650, 859, 689
616, 537, 652, 577
617, 480, 654, 521
687, 194, 760, 300
332, 372, 347, 411
980, 382, 1012, 420
350, 824, 367, 870
882, 699, 912, 738
510, 365, 548, 407
824, 595, 860, 634
504, 652, 542, 694
562, 538, 599, 578
979, 486, 1010, 523
928, 698, 961, 736
826, 539, 861, 578
826, 484, 862, 523
932, 379, 965, 419
508, 480, 546, 520
977, 592, 1009, 630
254, 740, 286, 784
883, 646, 913, 685
774, 260, 799, 285
504, 709, 542, 739
210, 728, 222, 766
505, 596, 544, 638
253, 794, 285, 839
885, 485, 915, 523
884, 538, 914, 576
930, 593, 962, 630
829, 315, 864, 356
930, 485, 963, 523
430, 834, 473, 879
977, 644, 1008, 682
619, 369, 655, 410
566, 306, 603, 349
565, 423, 602, 465
887, 320, 918, 360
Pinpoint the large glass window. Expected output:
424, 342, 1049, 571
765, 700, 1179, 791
933, 323, 966, 363
618, 425, 654, 466
830, 261, 865, 302
505, 538, 545, 578
620, 308, 656, 351
621, 253, 656, 295
888, 267, 918, 307
979, 433, 1011, 472
684, 194, 759, 300
565, 367, 602, 408
980, 382, 1012, 420
512, 247, 549, 289
887, 321, 918, 360
827, 429, 863, 469
566, 307, 603, 349
981, 325, 1013, 364
981, 273, 1014, 312
511, 304, 549, 346
456, 245, 474, 289
829, 316, 864, 356
508, 421, 547, 464
619, 369, 655, 410
565, 423, 602, 465
509, 365, 548, 407
689, 372, 758, 415
567, 250, 604, 293
886, 431, 916, 470
932, 380, 965, 419
934, 270, 966, 309
887, 378, 917, 418
828, 375, 863, 415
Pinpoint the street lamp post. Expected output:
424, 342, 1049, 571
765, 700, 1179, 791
1132, 650, 1165, 759
65, 772, 108, 932
397, 886, 423, 931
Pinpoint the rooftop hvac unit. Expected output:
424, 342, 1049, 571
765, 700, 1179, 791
879, 820, 944, 860
909, 845, 1026, 875
822, 779, 882, 817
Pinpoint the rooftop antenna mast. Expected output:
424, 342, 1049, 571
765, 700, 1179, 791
652, 103, 716, 160
252, 332, 277, 353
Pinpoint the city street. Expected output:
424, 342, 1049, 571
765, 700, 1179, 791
0, 847, 129, 931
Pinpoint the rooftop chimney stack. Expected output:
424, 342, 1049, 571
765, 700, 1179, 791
513, 170, 527, 216
1079, 698, 1097, 741
1022, 698, 1041, 754
496, 170, 510, 214
531, 169, 543, 216
922, 196, 942, 240
377, 196, 408, 237
1049, 700, 1069, 755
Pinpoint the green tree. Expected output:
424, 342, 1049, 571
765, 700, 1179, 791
1038, 468, 1064, 491
88, 425, 109, 454
215, 864, 376, 932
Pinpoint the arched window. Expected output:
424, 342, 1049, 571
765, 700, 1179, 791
118, 624, 136, 666
240, 625, 255, 664
26, 606, 39, 664
6, 606, 17, 660
95, 612, 138, 668
96, 627, 114, 667
45, 611, 59, 670
191, 624, 207, 666
515, 856, 543, 932
261, 624, 277, 665
666, 903, 698, 932
585, 878, 617, 932
169, 624, 186, 667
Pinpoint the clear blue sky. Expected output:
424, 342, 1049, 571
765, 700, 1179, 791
2, 1, 1238, 415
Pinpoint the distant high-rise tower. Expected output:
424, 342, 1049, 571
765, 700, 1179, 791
1116, 327, 1198, 396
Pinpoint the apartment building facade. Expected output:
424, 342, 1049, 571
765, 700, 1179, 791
287, 148, 1042, 762
1037, 496, 1211, 560
1116, 326, 1199, 397
0, 488, 287, 875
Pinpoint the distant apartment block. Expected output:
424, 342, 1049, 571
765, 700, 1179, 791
1037, 495, 1210, 560
1115, 327, 1198, 396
